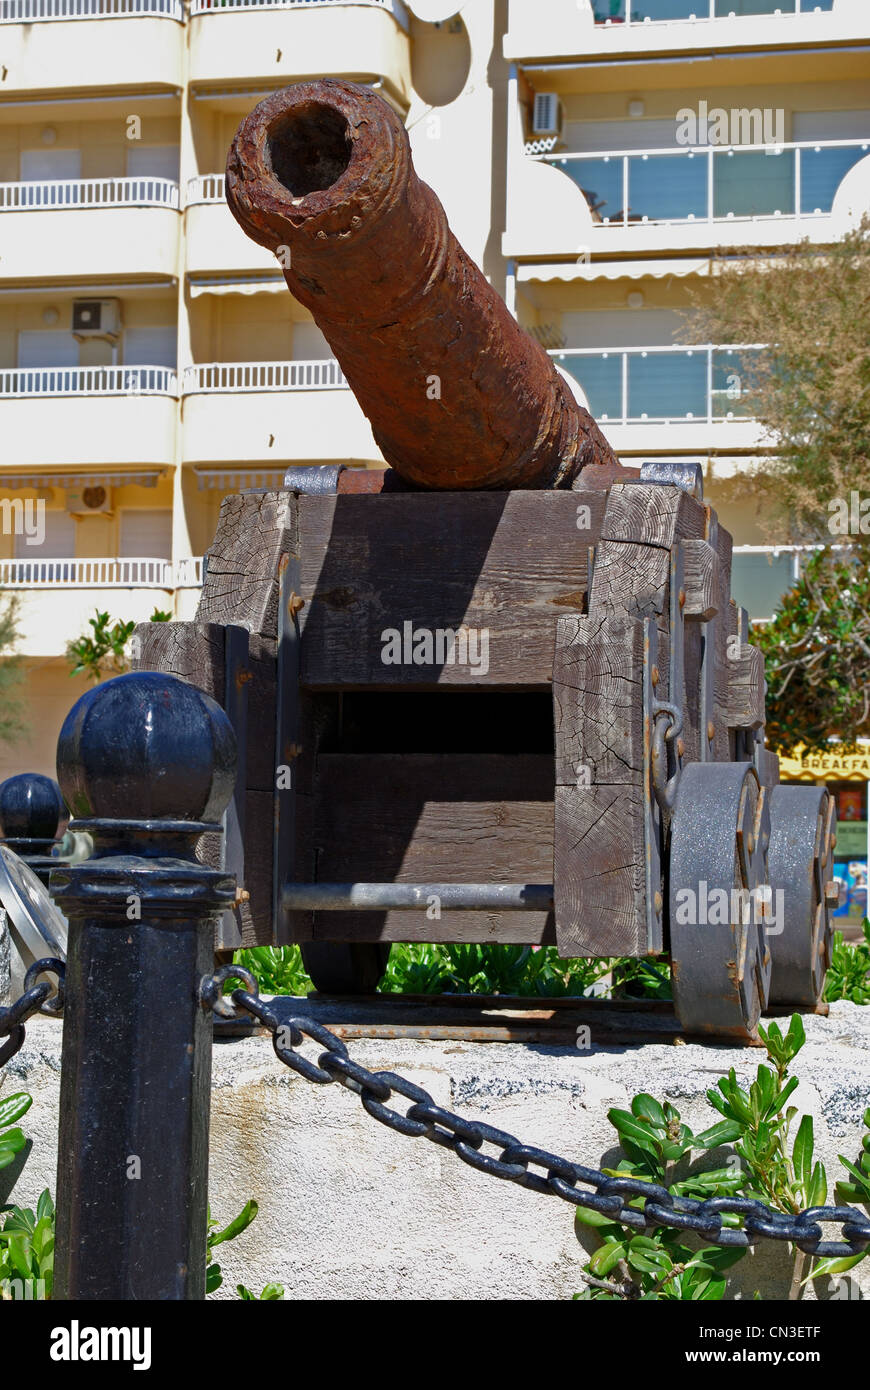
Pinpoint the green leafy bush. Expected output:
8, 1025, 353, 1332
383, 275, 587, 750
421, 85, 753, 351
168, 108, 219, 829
825, 920, 870, 1006
575, 1016, 869, 1300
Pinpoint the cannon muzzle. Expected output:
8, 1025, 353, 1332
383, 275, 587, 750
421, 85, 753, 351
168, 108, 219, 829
226, 79, 616, 491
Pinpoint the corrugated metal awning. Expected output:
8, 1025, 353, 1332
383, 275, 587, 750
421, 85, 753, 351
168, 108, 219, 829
189, 274, 286, 298
0, 470, 164, 491
193, 468, 288, 491
517, 258, 711, 284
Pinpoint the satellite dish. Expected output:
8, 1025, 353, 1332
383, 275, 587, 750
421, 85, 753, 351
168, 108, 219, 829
405, 0, 464, 24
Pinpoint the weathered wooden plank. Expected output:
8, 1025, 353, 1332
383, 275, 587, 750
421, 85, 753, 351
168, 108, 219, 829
601, 483, 707, 548
553, 613, 645, 787
305, 752, 555, 945
553, 783, 648, 957
682, 539, 719, 621
726, 643, 767, 730
310, 909, 555, 945
296, 491, 605, 687
131, 619, 224, 695
197, 490, 298, 639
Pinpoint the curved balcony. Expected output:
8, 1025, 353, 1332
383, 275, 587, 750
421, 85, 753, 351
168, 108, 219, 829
1, 366, 177, 467
0, 0, 184, 97
509, 139, 870, 259
505, 0, 865, 63
553, 343, 768, 452
0, 555, 203, 658
181, 358, 383, 465
0, 178, 181, 282
186, 174, 276, 275
188, 0, 411, 105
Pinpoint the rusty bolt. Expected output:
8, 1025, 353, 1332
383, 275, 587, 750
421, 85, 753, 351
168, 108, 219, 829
236, 668, 252, 688
653, 890, 663, 914
678, 587, 686, 608
234, 888, 250, 906
824, 880, 840, 902
287, 591, 305, 619
651, 665, 660, 687
707, 721, 716, 741
676, 737, 685, 758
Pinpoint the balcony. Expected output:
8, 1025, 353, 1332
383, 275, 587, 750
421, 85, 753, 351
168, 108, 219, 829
509, 139, 870, 259
188, 0, 411, 105
0, 366, 177, 467
186, 175, 276, 276
553, 344, 768, 452
505, 0, 866, 64
0, 0, 184, 98
181, 359, 383, 465
0, 178, 181, 282
731, 544, 855, 622
0, 556, 203, 658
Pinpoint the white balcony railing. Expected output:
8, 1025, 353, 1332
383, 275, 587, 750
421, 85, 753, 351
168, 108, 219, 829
537, 139, 869, 226
552, 344, 763, 425
188, 0, 406, 19
1, 366, 177, 397
0, 0, 182, 21
0, 556, 203, 589
186, 173, 225, 205
0, 178, 180, 211
592, 0, 833, 22
183, 359, 348, 393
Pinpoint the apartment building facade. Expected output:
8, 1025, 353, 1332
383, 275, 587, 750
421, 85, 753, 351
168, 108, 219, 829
0, 0, 867, 821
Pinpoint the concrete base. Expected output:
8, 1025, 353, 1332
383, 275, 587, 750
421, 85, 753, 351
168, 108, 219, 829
3, 1002, 870, 1301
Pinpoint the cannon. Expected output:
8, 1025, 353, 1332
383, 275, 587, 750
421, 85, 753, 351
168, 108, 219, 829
135, 82, 837, 1039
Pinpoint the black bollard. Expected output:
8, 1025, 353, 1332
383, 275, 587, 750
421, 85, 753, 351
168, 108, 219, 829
51, 671, 237, 1301
0, 771, 66, 886
0, 773, 69, 999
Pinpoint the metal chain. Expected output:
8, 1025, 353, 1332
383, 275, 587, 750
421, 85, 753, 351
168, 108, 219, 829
0, 959, 65, 1067
202, 966, 870, 1261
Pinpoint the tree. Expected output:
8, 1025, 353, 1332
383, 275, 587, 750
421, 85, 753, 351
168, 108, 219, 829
683, 215, 870, 545
753, 547, 870, 755
66, 607, 171, 684
0, 594, 26, 745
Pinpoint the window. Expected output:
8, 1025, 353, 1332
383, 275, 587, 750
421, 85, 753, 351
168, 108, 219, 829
125, 146, 181, 181
17, 330, 78, 370
119, 510, 172, 560
124, 327, 177, 369
20, 148, 82, 182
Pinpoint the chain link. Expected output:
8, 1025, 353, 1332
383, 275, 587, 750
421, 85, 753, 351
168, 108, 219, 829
209, 970, 870, 1261
0, 959, 66, 1068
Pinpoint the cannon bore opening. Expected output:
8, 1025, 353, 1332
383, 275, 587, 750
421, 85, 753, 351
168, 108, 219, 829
267, 103, 352, 197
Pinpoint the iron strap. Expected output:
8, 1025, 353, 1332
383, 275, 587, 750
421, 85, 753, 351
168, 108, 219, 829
205, 971, 870, 1260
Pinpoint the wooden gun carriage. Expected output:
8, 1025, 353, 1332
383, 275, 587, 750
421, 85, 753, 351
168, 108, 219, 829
135, 459, 837, 1042
135, 79, 836, 1041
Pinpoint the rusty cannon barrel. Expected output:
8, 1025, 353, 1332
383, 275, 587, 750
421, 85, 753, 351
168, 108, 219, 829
226, 79, 617, 491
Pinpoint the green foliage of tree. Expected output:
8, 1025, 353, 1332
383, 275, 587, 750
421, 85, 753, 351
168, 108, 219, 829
683, 216, 870, 545
0, 593, 26, 744
753, 547, 870, 752
66, 606, 172, 683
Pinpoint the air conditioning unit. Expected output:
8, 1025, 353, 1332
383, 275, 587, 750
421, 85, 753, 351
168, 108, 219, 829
66, 484, 113, 517
532, 92, 564, 139
71, 299, 121, 342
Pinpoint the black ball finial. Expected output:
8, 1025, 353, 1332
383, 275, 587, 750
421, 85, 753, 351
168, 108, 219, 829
56, 671, 237, 824
0, 772, 65, 843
